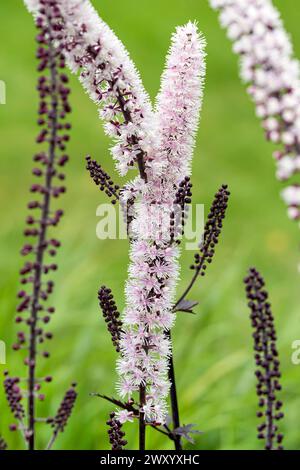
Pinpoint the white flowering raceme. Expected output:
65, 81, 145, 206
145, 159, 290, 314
117, 24, 206, 424
155, 22, 206, 180
24, 0, 156, 177
210, 0, 300, 224
24, 0, 206, 426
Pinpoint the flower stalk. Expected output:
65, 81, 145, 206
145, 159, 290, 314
5, 0, 76, 450
26, 0, 208, 448
244, 268, 284, 450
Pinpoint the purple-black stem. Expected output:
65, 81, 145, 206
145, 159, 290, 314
168, 185, 230, 449
116, 91, 147, 183
28, 27, 59, 452
3, 1, 73, 450
167, 332, 182, 450
139, 385, 146, 451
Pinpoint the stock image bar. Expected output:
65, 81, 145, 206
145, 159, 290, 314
0, 0, 300, 462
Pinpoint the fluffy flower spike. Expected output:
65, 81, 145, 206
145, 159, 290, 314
24, 1, 207, 426
155, 21, 206, 179
210, 0, 300, 227
117, 23, 206, 425
24, 0, 156, 178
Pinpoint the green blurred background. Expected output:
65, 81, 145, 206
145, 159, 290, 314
0, 0, 300, 450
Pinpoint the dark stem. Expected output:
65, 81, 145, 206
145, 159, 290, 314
260, 313, 273, 449
117, 91, 147, 182
173, 269, 200, 311
166, 243, 203, 453
167, 255, 204, 451
167, 331, 182, 450
136, 152, 147, 183
167, 255, 208, 450
92, 393, 172, 439
45, 429, 59, 451
139, 385, 146, 451
169, 185, 229, 450
28, 27, 58, 451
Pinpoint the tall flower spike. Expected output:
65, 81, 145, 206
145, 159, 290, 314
210, 0, 300, 230
117, 23, 206, 427
155, 21, 206, 179
244, 268, 284, 450
7, 0, 72, 450
24, 0, 156, 179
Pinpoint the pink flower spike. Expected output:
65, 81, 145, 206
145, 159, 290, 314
24, 0, 156, 179
118, 22, 206, 424
210, 0, 300, 242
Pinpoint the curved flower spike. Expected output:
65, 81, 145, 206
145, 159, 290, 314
24, 0, 156, 179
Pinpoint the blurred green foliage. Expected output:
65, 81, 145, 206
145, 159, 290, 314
0, 0, 299, 450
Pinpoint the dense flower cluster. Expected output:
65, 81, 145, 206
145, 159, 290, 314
210, 0, 300, 223
25, 0, 156, 179
107, 412, 127, 450
117, 23, 206, 424
155, 22, 206, 180
98, 286, 123, 352
244, 268, 284, 450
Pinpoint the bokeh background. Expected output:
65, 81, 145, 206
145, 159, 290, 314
0, 0, 300, 450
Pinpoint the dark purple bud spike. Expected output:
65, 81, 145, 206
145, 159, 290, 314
193, 185, 230, 277
4, 374, 25, 422
170, 176, 193, 242
244, 268, 284, 450
106, 412, 127, 451
3, 0, 75, 451
51, 384, 77, 433
98, 286, 123, 353
86, 155, 120, 204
